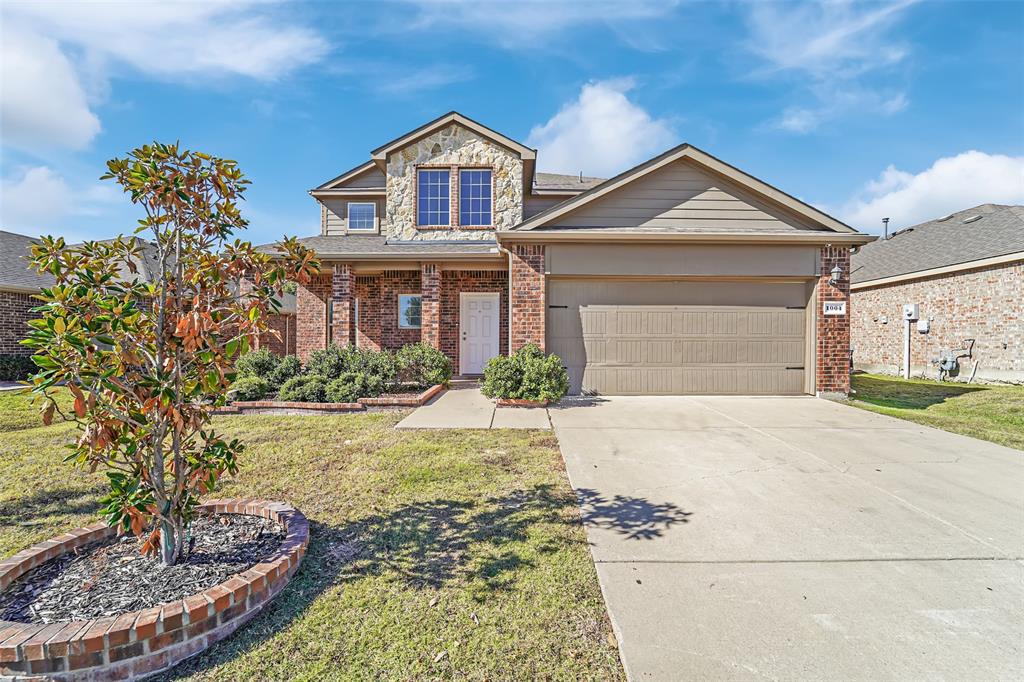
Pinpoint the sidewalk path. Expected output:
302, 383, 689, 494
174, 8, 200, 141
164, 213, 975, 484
395, 384, 550, 430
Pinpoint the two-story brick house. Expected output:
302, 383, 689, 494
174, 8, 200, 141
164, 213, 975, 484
260, 112, 873, 396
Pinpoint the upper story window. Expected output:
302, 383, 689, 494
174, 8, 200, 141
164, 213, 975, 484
347, 202, 376, 231
417, 169, 450, 226
459, 169, 492, 226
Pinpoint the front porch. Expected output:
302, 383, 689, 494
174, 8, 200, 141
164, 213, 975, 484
294, 261, 509, 375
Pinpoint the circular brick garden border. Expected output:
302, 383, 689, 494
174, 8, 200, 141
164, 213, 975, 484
0, 500, 308, 680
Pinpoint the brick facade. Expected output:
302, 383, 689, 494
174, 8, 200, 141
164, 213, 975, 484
0, 290, 36, 356
331, 263, 354, 347
816, 246, 852, 395
255, 313, 296, 357
439, 270, 508, 373
295, 272, 332, 361
851, 261, 1023, 383
420, 263, 441, 348
509, 244, 545, 351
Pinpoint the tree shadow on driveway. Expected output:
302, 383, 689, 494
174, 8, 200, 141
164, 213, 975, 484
575, 488, 692, 540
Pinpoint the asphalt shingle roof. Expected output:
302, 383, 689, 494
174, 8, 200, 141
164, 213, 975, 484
850, 204, 1024, 284
533, 172, 605, 192
256, 235, 500, 258
0, 230, 55, 292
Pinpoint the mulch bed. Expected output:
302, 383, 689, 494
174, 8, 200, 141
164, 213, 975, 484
0, 514, 284, 624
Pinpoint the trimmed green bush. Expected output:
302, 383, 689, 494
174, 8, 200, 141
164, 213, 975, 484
235, 349, 280, 381
269, 354, 302, 388
325, 372, 385, 403
0, 355, 37, 382
481, 344, 568, 403
305, 344, 398, 386
227, 376, 270, 401
278, 374, 328, 403
397, 343, 452, 387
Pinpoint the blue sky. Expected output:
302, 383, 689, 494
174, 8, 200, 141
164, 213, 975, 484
1, 0, 1022, 244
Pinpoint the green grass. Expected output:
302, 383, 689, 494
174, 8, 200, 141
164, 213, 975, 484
0, 391, 623, 680
848, 373, 1024, 450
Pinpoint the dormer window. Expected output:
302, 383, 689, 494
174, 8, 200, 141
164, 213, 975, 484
459, 169, 492, 226
347, 202, 376, 231
417, 169, 450, 226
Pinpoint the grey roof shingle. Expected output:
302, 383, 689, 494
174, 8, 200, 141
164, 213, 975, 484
0, 230, 55, 292
850, 204, 1024, 284
256, 235, 501, 258
533, 172, 605, 192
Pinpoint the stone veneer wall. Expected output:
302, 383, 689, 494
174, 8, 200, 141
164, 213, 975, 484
851, 261, 1023, 383
384, 123, 523, 241
0, 291, 36, 356
816, 246, 851, 395
509, 245, 546, 352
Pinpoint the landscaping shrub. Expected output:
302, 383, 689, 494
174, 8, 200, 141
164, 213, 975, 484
326, 372, 385, 403
397, 342, 452, 387
227, 376, 270, 401
481, 344, 568, 403
269, 354, 302, 388
278, 374, 329, 403
235, 349, 280, 381
0, 355, 36, 381
304, 343, 399, 387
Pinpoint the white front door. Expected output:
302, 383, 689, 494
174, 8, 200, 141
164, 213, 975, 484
460, 293, 500, 374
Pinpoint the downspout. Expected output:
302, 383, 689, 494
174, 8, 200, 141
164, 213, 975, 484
497, 240, 513, 356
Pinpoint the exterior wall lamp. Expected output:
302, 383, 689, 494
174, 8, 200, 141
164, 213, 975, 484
829, 264, 843, 286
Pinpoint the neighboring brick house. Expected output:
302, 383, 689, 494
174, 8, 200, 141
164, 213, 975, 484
0, 230, 54, 357
851, 204, 1024, 384
259, 112, 872, 396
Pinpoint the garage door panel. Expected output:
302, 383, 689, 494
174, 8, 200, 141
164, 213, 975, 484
548, 279, 808, 396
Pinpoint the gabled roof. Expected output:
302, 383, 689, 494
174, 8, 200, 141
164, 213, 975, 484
370, 111, 536, 163
533, 172, 605, 193
255, 235, 501, 261
313, 161, 379, 192
0, 230, 55, 293
851, 204, 1024, 286
514, 143, 858, 234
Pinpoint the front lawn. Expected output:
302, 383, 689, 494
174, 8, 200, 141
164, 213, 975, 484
0, 390, 623, 680
848, 373, 1024, 450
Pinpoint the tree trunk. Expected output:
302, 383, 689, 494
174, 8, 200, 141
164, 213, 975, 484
160, 518, 178, 565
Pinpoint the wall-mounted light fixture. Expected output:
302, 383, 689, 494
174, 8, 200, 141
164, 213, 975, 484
829, 264, 843, 286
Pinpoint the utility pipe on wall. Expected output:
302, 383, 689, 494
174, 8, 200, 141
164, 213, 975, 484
903, 318, 911, 379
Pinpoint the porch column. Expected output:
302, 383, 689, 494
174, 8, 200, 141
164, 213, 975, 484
509, 245, 546, 351
332, 263, 354, 347
421, 262, 441, 349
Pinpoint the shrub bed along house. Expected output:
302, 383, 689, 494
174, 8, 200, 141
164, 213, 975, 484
481, 345, 569, 406
228, 343, 451, 405
0, 355, 36, 382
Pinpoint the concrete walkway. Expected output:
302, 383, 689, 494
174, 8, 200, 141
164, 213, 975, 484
551, 395, 1023, 681
395, 384, 550, 429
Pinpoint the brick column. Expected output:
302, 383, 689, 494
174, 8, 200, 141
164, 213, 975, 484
295, 272, 332, 361
332, 263, 354, 347
420, 262, 441, 349
510, 244, 545, 351
816, 245, 851, 396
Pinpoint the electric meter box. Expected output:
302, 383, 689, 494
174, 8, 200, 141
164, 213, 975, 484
902, 304, 919, 321
917, 319, 930, 333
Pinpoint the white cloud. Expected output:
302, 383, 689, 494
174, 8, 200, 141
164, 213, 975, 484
373, 65, 475, 95
1, 166, 121, 238
743, 0, 917, 133
527, 78, 676, 177
839, 151, 1024, 232
1, 29, 101, 151
0, 1, 329, 151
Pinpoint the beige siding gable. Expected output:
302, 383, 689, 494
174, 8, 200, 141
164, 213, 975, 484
334, 166, 386, 190
546, 160, 821, 232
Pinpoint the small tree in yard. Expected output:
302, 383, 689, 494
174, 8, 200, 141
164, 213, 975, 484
24, 143, 319, 566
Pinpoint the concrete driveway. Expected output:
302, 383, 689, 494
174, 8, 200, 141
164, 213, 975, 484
551, 396, 1023, 681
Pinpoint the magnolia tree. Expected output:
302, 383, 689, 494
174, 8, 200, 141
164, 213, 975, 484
25, 143, 319, 566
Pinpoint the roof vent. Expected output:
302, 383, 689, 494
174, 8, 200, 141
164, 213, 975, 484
936, 213, 954, 221
962, 215, 983, 224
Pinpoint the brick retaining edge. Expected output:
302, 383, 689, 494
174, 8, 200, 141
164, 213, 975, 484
495, 398, 549, 408
216, 384, 446, 414
0, 500, 309, 681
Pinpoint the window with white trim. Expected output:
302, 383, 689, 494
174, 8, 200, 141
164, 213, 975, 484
347, 202, 376, 231
459, 169, 492, 226
417, 169, 450, 226
398, 294, 422, 328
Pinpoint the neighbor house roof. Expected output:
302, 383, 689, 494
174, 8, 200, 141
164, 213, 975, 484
0, 230, 55, 293
512, 143, 861, 235
256, 235, 501, 261
850, 204, 1024, 287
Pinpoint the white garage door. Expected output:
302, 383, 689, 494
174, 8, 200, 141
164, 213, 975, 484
547, 279, 809, 395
